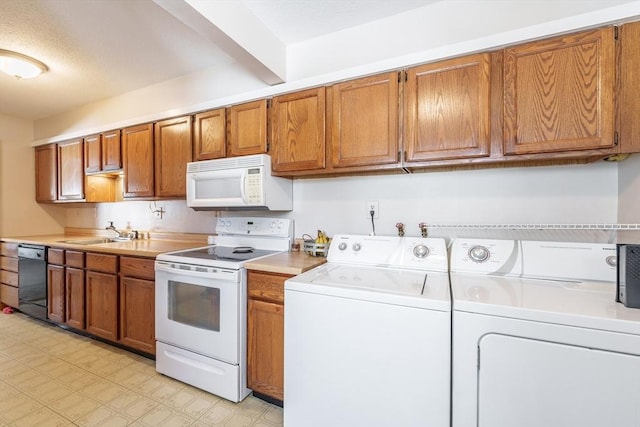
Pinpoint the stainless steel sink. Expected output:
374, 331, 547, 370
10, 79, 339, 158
58, 238, 115, 245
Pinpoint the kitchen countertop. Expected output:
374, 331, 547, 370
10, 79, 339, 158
1, 233, 208, 258
245, 251, 327, 275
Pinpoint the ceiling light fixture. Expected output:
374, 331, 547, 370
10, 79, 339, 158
0, 49, 48, 79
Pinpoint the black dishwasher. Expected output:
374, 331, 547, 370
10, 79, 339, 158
18, 244, 47, 321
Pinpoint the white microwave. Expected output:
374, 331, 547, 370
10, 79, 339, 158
186, 154, 293, 211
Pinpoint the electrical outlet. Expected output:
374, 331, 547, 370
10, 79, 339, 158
366, 200, 379, 219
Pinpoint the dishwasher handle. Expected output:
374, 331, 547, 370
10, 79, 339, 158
18, 245, 46, 260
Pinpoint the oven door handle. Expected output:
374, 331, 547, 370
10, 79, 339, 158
155, 262, 238, 281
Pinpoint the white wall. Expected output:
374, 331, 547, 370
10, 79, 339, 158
0, 114, 66, 237
618, 154, 640, 243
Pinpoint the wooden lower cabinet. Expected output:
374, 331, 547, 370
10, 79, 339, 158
120, 276, 155, 354
65, 267, 85, 330
1, 242, 19, 308
47, 264, 66, 323
247, 270, 289, 403
86, 270, 119, 341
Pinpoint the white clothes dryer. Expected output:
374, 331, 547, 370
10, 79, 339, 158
450, 239, 640, 427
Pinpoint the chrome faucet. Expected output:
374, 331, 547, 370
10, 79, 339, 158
105, 221, 117, 233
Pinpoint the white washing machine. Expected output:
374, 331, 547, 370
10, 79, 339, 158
450, 239, 640, 427
285, 234, 451, 427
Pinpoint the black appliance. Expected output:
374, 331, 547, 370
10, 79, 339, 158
17, 244, 47, 321
617, 244, 640, 309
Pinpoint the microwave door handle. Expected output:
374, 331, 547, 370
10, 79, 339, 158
240, 171, 248, 203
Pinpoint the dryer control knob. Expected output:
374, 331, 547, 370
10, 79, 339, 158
338, 242, 347, 251
352, 243, 361, 251
413, 244, 430, 258
468, 245, 490, 263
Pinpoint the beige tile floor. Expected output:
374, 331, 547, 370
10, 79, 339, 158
0, 312, 283, 427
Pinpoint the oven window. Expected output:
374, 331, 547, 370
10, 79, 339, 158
167, 280, 220, 331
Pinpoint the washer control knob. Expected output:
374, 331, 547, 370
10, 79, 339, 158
606, 255, 617, 267
468, 245, 490, 263
352, 243, 361, 252
413, 244, 430, 258
338, 242, 347, 251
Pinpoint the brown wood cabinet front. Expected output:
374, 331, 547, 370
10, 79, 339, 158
122, 123, 154, 198
102, 130, 122, 171
271, 88, 326, 173
65, 267, 85, 330
119, 276, 155, 354
618, 21, 640, 153
0, 242, 19, 308
154, 116, 193, 198
404, 53, 492, 162
84, 134, 102, 174
58, 138, 85, 201
503, 27, 616, 155
86, 270, 118, 341
194, 108, 226, 160
247, 270, 289, 402
35, 144, 58, 202
329, 72, 400, 169
47, 264, 65, 323
227, 99, 268, 157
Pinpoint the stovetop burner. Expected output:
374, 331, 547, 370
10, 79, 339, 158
172, 245, 281, 263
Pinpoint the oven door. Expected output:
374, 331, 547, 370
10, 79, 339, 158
155, 261, 243, 364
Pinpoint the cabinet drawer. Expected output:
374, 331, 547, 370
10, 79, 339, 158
86, 253, 118, 274
65, 250, 85, 268
0, 270, 18, 287
48, 248, 65, 265
1, 283, 19, 307
1, 242, 18, 257
247, 271, 290, 304
0, 256, 18, 272
120, 256, 155, 280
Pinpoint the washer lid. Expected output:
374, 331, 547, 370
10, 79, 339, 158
286, 264, 451, 311
451, 274, 640, 335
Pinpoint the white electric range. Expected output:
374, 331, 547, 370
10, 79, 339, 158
450, 239, 640, 427
154, 217, 292, 402
284, 234, 451, 427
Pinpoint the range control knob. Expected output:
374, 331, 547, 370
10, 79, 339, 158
338, 242, 347, 251
413, 244, 430, 258
468, 245, 490, 263
352, 243, 362, 252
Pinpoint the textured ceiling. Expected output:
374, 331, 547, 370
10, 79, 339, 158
0, 0, 436, 121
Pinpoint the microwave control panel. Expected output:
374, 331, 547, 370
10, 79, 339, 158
245, 167, 264, 204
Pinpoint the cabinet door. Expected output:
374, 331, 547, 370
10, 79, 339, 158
58, 138, 85, 200
247, 298, 284, 401
227, 100, 267, 157
65, 267, 85, 330
102, 129, 122, 171
504, 27, 615, 154
329, 72, 400, 168
618, 21, 640, 154
154, 116, 193, 198
35, 143, 57, 202
194, 108, 226, 161
122, 124, 154, 198
86, 271, 118, 341
119, 276, 155, 354
405, 53, 491, 162
271, 88, 326, 173
84, 134, 102, 174
47, 264, 65, 323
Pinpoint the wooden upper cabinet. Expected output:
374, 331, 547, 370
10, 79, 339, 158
84, 134, 102, 174
35, 143, 57, 202
194, 108, 226, 161
618, 21, 640, 154
227, 99, 267, 157
57, 138, 85, 201
503, 27, 616, 155
122, 124, 154, 199
328, 72, 400, 168
271, 87, 326, 173
404, 53, 492, 163
102, 129, 122, 171
154, 116, 193, 198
